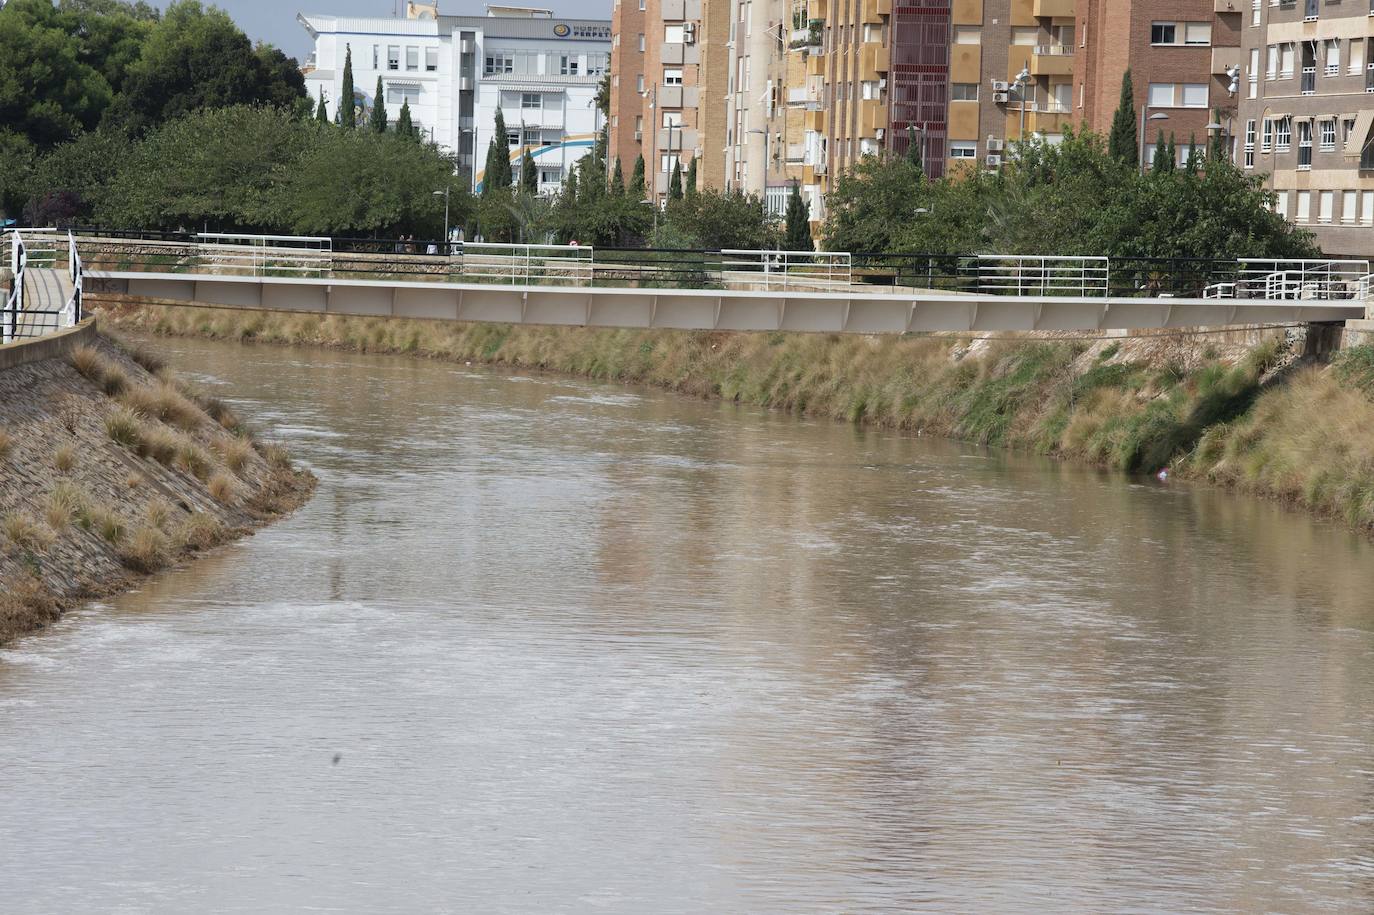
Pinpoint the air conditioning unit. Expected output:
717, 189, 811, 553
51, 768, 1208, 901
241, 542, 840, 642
985, 153, 1003, 167
877, 78, 887, 89
991, 80, 1010, 92
875, 127, 885, 140
634, 129, 642, 141
993, 91, 1010, 104
986, 137, 1004, 152
683, 22, 697, 43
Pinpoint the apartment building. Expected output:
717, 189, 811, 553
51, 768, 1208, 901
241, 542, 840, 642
1076, 1, 1240, 168
1235, 0, 1374, 257
299, 4, 609, 195
608, 0, 730, 202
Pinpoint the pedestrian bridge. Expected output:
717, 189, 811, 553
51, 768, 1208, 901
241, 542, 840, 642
7, 230, 1372, 341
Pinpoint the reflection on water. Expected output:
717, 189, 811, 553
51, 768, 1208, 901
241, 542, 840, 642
3, 336, 1374, 913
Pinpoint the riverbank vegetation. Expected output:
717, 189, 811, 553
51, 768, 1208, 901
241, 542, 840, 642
0, 331, 315, 645
98, 302, 1374, 535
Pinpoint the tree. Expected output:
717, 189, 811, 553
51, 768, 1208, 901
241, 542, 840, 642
906, 126, 924, 174
669, 160, 683, 200
482, 108, 512, 195
112, 1, 305, 133
686, 157, 698, 197
630, 155, 646, 199
0, 0, 113, 148
662, 189, 777, 250
783, 182, 811, 251
1107, 69, 1138, 166
1184, 132, 1200, 174
315, 93, 328, 124
1152, 132, 1171, 173
339, 44, 355, 128
24, 127, 132, 223
821, 154, 927, 252
521, 149, 537, 195
396, 100, 414, 139
610, 158, 624, 196
0, 131, 36, 221
369, 76, 387, 133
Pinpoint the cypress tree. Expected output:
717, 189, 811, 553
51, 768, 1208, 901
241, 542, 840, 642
630, 155, 646, 198
1184, 132, 1200, 174
315, 93, 328, 124
1152, 132, 1171, 173
1166, 133, 1177, 173
686, 157, 698, 196
1107, 69, 1138, 166
610, 158, 625, 195
668, 160, 683, 200
783, 183, 811, 251
521, 149, 537, 194
340, 45, 356, 129
906, 125, 924, 174
370, 77, 388, 133
493, 109, 512, 186
397, 100, 414, 139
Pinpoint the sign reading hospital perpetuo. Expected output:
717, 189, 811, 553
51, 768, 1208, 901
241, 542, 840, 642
553, 23, 611, 39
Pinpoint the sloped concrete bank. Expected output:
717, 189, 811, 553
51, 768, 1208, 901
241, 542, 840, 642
91, 297, 1374, 538
0, 322, 315, 645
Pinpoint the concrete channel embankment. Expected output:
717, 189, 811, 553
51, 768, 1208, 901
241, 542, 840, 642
0, 320, 315, 645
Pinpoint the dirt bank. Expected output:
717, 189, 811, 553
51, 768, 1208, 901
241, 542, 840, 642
92, 298, 1374, 537
0, 324, 315, 645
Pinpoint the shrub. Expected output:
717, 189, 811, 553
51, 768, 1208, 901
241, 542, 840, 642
121, 382, 205, 431
145, 498, 173, 530
0, 573, 60, 643
143, 426, 180, 465
262, 444, 293, 470
208, 472, 239, 504
120, 524, 169, 572
105, 407, 144, 449
53, 444, 77, 473
87, 505, 125, 545
2, 512, 54, 552
175, 513, 225, 551
201, 397, 244, 433
175, 440, 213, 481
126, 345, 166, 375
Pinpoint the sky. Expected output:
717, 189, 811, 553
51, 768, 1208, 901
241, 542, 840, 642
151, 0, 613, 59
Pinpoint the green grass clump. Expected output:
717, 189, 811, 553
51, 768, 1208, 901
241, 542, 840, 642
3, 512, 54, 552
105, 407, 143, 449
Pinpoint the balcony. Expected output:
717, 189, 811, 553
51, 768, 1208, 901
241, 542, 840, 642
859, 0, 888, 25
1030, 45, 1073, 77
1032, 0, 1075, 15
861, 44, 890, 78
859, 98, 885, 136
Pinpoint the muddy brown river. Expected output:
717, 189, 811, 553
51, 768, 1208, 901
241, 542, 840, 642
3, 335, 1374, 912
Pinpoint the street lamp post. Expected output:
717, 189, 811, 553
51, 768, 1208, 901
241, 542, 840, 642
432, 187, 450, 250
1012, 66, 1031, 143
1139, 109, 1169, 175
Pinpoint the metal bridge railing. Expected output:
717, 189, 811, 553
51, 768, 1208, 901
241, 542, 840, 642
975, 255, 1110, 297
2, 230, 83, 344
718, 249, 853, 292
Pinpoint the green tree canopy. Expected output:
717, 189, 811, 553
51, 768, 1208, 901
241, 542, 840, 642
783, 182, 811, 251
661, 189, 776, 250
0, 0, 113, 148
397, 99, 414, 139
1107, 69, 1137, 166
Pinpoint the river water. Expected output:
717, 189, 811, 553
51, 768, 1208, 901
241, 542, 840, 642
3, 335, 1374, 912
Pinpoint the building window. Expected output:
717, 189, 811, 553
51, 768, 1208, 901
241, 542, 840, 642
1296, 190, 1311, 222
387, 46, 400, 71
1276, 116, 1291, 152
560, 54, 579, 75
949, 141, 977, 159
1343, 190, 1358, 224
385, 85, 420, 106
1262, 117, 1274, 152
1010, 27, 1037, 46
663, 111, 683, 127
507, 129, 520, 147
1181, 83, 1208, 108
1280, 42, 1295, 79
664, 68, 684, 86
1249, 48, 1260, 98
1244, 119, 1256, 168
1298, 119, 1312, 168
426, 47, 438, 72
1318, 190, 1334, 224
1185, 22, 1211, 45
588, 54, 607, 76
1363, 191, 1374, 226
1274, 190, 1289, 220
665, 24, 684, 43
951, 83, 979, 101
406, 46, 419, 71
1147, 83, 1175, 107
638, 33, 645, 52
522, 127, 539, 146
953, 26, 980, 44
485, 53, 513, 75
1352, 39, 1365, 76
636, 75, 645, 92
660, 153, 680, 174
1320, 119, 1336, 152
1151, 22, 1176, 44
1251, 0, 1260, 26
521, 92, 542, 110
1325, 39, 1340, 76
373, 45, 379, 69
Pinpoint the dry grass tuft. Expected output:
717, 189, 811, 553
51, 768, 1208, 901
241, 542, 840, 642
69, 345, 107, 382
120, 382, 206, 431
126, 344, 166, 375
0, 573, 61, 645
119, 523, 169, 573
145, 498, 174, 530
175, 513, 225, 552
101, 366, 129, 397
174, 439, 213, 481
3, 512, 55, 552
43, 481, 89, 532
87, 504, 125, 545
105, 407, 144, 449
142, 425, 180, 465
262, 443, 292, 470
207, 471, 239, 504
52, 444, 77, 474
0, 428, 11, 460
201, 396, 245, 433
215, 436, 254, 474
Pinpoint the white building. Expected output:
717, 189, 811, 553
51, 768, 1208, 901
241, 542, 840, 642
298, 4, 610, 195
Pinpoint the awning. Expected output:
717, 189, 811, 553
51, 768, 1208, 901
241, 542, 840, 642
1344, 108, 1374, 158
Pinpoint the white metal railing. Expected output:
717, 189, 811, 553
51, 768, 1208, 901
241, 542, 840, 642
1033, 44, 1073, 56
976, 255, 1110, 297
195, 232, 332, 277
2, 230, 25, 344
455, 242, 594, 285
719, 249, 853, 292
1238, 258, 1370, 300
1203, 282, 1237, 299
65, 229, 83, 326
2, 229, 83, 342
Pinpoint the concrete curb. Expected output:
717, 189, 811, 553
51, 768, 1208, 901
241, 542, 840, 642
0, 319, 98, 372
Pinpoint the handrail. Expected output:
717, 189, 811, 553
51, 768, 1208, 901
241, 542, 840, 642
3, 231, 26, 344
66, 229, 83, 325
